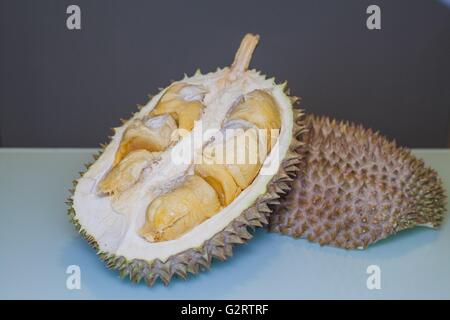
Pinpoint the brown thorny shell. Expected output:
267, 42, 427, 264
269, 114, 447, 249
67, 94, 306, 286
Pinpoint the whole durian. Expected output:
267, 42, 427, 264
269, 115, 447, 249
68, 34, 305, 285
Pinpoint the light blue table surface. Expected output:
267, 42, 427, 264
0, 148, 449, 299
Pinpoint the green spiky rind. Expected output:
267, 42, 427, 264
67, 149, 103, 251
269, 115, 447, 249
66, 93, 145, 250
67, 85, 306, 286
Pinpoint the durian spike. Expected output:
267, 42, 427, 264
230, 33, 260, 78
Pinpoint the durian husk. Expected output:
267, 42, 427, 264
67, 98, 306, 285
269, 114, 447, 249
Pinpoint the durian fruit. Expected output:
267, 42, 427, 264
269, 115, 447, 249
68, 34, 305, 285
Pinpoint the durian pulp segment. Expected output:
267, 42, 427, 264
226, 90, 281, 151
194, 127, 268, 205
72, 34, 294, 262
150, 83, 206, 132
112, 114, 177, 167
139, 175, 221, 242
98, 149, 161, 196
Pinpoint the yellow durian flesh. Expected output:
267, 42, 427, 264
194, 162, 242, 206
98, 149, 159, 196
141, 125, 272, 242
113, 115, 177, 166
202, 128, 268, 190
139, 175, 221, 242
150, 83, 205, 131
227, 89, 281, 150
224, 128, 267, 189
110, 83, 205, 175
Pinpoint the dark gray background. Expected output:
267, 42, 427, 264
1, 0, 449, 148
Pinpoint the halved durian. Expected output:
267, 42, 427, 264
69, 34, 305, 285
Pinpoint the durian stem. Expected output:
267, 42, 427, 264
230, 33, 260, 77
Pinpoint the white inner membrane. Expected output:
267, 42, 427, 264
73, 68, 294, 262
